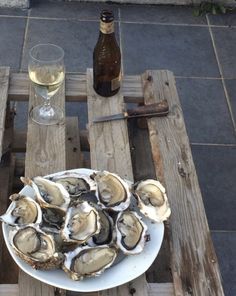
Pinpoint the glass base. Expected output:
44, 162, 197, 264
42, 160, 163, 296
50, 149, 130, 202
30, 104, 64, 126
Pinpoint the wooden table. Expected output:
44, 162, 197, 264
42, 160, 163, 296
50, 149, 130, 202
0, 67, 224, 296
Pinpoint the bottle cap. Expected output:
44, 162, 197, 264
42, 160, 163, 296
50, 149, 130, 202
100, 10, 114, 23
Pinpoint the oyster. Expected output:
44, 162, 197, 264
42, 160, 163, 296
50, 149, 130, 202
93, 171, 131, 211
61, 201, 101, 244
10, 225, 64, 269
63, 245, 117, 281
41, 207, 65, 231
116, 210, 147, 255
134, 179, 171, 223
51, 172, 97, 198
0, 194, 42, 226
21, 176, 70, 214
89, 210, 114, 246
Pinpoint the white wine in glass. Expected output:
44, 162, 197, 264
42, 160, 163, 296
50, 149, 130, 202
28, 44, 65, 125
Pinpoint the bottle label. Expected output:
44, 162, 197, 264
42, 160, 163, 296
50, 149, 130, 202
100, 21, 114, 34
111, 72, 121, 91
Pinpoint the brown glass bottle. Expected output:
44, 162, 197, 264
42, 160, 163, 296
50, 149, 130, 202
93, 10, 121, 97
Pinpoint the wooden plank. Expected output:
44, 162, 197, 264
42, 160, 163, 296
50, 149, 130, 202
13, 130, 90, 153
0, 67, 10, 159
0, 284, 18, 296
142, 70, 224, 295
8, 73, 143, 103
66, 117, 83, 169
86, 68, 148, 296
148, 283, 174, 296
19, 78, 66, 296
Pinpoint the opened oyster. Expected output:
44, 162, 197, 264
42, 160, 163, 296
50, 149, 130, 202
21, 176, 70, 214
51, 172, 97, 198
0, 194, 42, 226
93, 171, 131, 211
61, 201, 101, 244
89, 210, 114, 246
41, 207, 65, 232
10, 225, 64, 270
63, 245, 117, 281
134, 179, 171, 223
116, 210, 147, 255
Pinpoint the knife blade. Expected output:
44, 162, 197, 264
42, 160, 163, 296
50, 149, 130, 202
93, 99, 169, 123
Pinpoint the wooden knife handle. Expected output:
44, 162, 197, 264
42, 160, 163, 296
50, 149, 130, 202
127, 99, 169, 116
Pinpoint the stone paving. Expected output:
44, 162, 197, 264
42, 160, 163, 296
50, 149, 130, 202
0, 1, 235, 295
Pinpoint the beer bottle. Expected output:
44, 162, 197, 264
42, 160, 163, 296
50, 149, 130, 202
93, 10, 121, 97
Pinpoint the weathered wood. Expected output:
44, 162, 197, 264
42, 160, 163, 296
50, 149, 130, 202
148, 283, 174, 296
87, 68, 148, 296
0, 67, 10, 159
8, 73, 143, 104
66, 117, 83, 169
0, 284, 18, 296
19, 78, 66, 296
142, 70, 224, 295
13, 129, 90, 153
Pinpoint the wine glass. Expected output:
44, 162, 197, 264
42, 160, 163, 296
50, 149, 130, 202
28, 44, 65, 125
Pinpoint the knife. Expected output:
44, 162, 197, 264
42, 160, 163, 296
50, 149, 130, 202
93, 99, 169, 123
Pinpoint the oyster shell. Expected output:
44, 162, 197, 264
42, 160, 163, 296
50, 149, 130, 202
51, 172, 97, 198
21, 176, 70, 214
10, 225, 64, 269
63, 245, 117, 281
134, 179, 171, 223
89, 210, 114, 246
116, 210, 147, 255
41, 207, 65, 231
61, 201, 101, 244
93, 171, 131, 211
0, 194, 42, 226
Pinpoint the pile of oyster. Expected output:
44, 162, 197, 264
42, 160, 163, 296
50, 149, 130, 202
0, 170, 171, 281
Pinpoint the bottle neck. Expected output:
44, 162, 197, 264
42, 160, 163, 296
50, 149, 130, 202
100, 20, 114, 34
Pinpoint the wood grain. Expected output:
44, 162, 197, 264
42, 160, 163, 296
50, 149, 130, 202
87, 68, 148, 296
0, 67, 10, 159
8, 73, 143, 104
19, 77, 66, 296
66, 117, 83, 169
142, 70, 224, 295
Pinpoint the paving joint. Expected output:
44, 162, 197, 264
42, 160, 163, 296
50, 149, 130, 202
207, 14, 236, 134
19, 7, 30, 72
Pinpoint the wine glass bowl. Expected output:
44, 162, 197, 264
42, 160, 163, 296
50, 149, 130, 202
28, 44, 65, 125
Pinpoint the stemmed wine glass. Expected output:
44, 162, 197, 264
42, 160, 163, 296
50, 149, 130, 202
28, 44, 65, 125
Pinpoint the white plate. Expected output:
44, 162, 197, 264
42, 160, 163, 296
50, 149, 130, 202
2, 168, 164, 292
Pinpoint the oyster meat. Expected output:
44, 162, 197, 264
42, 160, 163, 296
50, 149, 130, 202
51, 172, 97, 198
63, 245, 117, 281
134, 179, 171, 223
116, 210, 147, 255
61, 201, 101, 244
21, 176, 70, 214
93, 171, 131, 211
10, 225, 63, 269
90, 210, 114, 246
0, 194, 42, 226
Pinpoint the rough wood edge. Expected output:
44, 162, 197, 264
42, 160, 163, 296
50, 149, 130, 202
0, 67, 10, 159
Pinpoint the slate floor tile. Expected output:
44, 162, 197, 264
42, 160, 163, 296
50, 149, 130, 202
208, 11, 236, 27
0, 7, 27, 16
224, 79, 236, 123
30, 0, 119, 20
211, 27, 236, 78
120, 4, 207, 24
191, 145, 236, 231
176, 78, 236, 144
22, 19, 119, 72
122, 23, 219, 77
212, 231, 236, 296
0, 18, 26, 70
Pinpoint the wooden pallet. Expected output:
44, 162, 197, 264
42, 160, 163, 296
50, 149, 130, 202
0, 67, 224, 296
